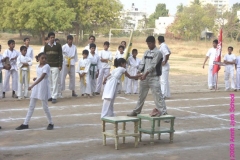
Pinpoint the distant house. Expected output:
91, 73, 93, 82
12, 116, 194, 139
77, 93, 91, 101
237, 11, 240, 20
154, 17, 175, 35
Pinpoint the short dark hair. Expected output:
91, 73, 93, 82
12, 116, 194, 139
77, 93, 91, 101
213, 39, 218, 44
44, 37, 48, 41
82, 49, 89, 55
114, 58, 126, 68
121, 41, 126, 45
23, 37, 30, 42
90, 43, 96, 49
35, 52, 46, 62
48, 32, 55, 38
67, 35, 73, 40
104, 41, 110, 46
158, 36, 165, 43
8, 40, 15, 45
89, 35, 95, 40
118, 45, 125, 50
228, 46, 233, 51
146, 36, 155, 43
132, 49, 138, 53
20, 46, 27, 51
55, 38, 60, 43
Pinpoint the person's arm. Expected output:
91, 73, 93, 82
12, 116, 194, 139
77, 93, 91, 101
103, 74, 111, 85
28, 73, 46, 90
125, 71, 141, 79
17, 56, 23, 68
138, 52, 146, 73
161, 45, 171, 66
203, 56, 209, 69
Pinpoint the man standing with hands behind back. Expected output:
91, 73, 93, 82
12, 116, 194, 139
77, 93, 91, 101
44, 32, 63, 103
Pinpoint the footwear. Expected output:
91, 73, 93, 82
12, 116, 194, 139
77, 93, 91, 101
95, 92, 100, 95
48, 98, 53, 101
52, 99, 57, 103
150, 108, 161, 117
72, 92, 78, 97
127, 112, 138, 117
81, 94, 85, 97
12, 91, 15, 98
225, 88, 230, 91
18, 97, 23, 100
0, 126, 1, 129
163, 112, 170, 123
16, 124, 29, 130
47, 124, 54, 130
2, 92, 5, 98
58, 95, 64, 98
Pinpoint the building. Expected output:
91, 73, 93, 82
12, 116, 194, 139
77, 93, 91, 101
119, 3, 147, 30
188, 0, 229, 14
237, 11, 240, 20
154, 17, 175, 35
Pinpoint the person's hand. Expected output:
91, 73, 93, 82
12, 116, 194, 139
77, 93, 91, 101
202, 64, 205, 69
100, 58, 105, 62
162, 61, 166, 66
33, 78, 37, 81
103, 79, 107, 85
141, 73, 147, 81
59, 67, 62, 71
28, 86, 33, 91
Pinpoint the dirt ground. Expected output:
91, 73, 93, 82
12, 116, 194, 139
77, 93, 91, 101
0, 35, 240, 160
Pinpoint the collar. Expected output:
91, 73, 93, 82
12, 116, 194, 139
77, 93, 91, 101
48, 42, 56, 47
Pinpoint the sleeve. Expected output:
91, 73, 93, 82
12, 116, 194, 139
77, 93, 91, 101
76, 60, 81, 73
42, 64, 50, 76
206, 49, 211, 57
161, 45, 170, 56
59, 44, 63, 67
146, 50, 163, 73
17, 56, 23, 69
138, 52, 146, 72
122, 68, 126, 73
84, 60, 91, 73
223, 55, 227, 61
27, 57, 32, 66
3, 50, 8, 58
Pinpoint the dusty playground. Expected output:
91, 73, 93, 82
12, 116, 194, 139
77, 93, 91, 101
0, 35, 240, 160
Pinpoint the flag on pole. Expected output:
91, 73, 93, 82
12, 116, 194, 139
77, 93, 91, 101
213, 28, 222, 90
124, 29, 134, 60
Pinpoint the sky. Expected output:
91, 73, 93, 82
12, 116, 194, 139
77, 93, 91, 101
119, 0, 239, 15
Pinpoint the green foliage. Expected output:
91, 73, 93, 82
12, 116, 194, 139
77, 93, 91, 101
147, 3, 169, 28
170, 4, 217, 40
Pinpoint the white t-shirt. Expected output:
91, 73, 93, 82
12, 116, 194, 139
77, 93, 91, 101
99, 50, 112, 69
159, 43, 171, 62
236, 56, 240, 68
224, 53, 236, 69
206, 48, 217, 65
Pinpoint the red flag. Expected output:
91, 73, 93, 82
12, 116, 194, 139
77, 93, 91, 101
213, 29, 222, 75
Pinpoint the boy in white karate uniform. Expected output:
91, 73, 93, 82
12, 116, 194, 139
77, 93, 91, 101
77, 50, 91, 96
61, 35, 78, 97
84, 35, 98, 55
24, 38, 34, 60
17, 46, 32, 99
224, 46, 236, 91
115, 45, 126, 93
3, 40, 20, 98
87, 43, 101, 96
95, 41, 112, 95
126, 49, 141, 94
203, 40, 218, 90
236, 53, 240, 90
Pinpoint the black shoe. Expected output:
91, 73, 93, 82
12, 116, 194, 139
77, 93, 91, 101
52, 99, 57, 103
2, 92, 5, 98
16, 124, 29, 130
0, 126, 1, 129
72, 92, 78, 97
47, 124, 54, 130
48, 98, 52, 101
95, 92, 100, 95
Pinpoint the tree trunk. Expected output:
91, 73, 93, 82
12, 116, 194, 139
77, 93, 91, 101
19, 30, 22, 38
40, 31, 45, 45
75, 24, 80, 45
236, 32, 240, 42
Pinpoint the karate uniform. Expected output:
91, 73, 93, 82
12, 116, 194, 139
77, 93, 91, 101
206, 48, 217, 88
131, 47, 167, 115
87, 53, 101, 95
84, 44, 98, 55
236, 56, 240, 90
25, 46, 34, 60
77, 58, 91, 95
224, 53, 236, 90
96, 50, 112, 93
0, 55, 3, 98
61, 44, 78, 91
23, 64, 53, 125
115, 52, 128, 93
3, 49, 19, 92
17, 55, 32, 98
101, 67, 126, 118
126, 56, 141, 94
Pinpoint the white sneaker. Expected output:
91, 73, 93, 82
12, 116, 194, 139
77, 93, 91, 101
58, 94, 64, 98
18, 97, 23, 100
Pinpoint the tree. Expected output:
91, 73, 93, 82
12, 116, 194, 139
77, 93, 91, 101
177, 3, 184, 13
148, 3, 169, 28
64, 0, 123, 44
170, 4, 217, 40
191, 0, 201, 5
0, 0, 75, 44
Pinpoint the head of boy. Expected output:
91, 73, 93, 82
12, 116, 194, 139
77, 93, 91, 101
82, 50, 89, 59
8, 40, 15, 50
146, 36, 156, 50
44, 37, 49, 45
90, 43, 96, 53
55, 38, 60, 44
213, 39, 218, 48
24, 38, 30, 46
132, 49, 138, 58
121, 41, 126, 48
103, 41, 110, 50
118, 45, 124, 54
228, 46, 233, 54
20, 46, 27, 56
158, 36, 165, 45
89, 35, 96, 44
48, 32, 55, 44
114, 58, 126, 68
67, 35, 73, 46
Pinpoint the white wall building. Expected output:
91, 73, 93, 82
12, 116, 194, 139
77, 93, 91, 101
237, 11, 240, 20
154, 17, 175, 35
188, 0, 229, 14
